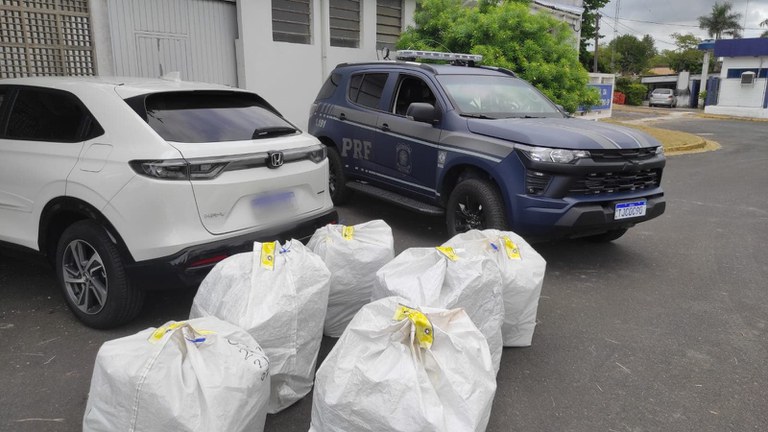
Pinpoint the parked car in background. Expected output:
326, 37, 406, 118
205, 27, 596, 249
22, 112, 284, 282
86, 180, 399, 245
0, 77, 336, 328
649, 88, 677, 108
309, 50, 666, 243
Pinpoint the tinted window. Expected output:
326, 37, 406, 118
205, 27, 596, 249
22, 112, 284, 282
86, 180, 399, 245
653, 89, 673, 95
6, 88, 88, 142
393, 75, 436, 115
317, 73, 341, 100
348, 73, 387, 109
141, 91, 298, 143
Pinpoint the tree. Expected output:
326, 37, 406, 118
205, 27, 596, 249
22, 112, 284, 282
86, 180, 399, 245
662, 33, 705, 73
761, 18, 768, 38
698, 2, 743, 39
607, 34, 656, 75
578, 0, 610, 70
397, 0, 600, 113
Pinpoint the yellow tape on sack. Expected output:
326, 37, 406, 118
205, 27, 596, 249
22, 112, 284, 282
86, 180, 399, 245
260, 242, 277, 270
435, 246, 459, 261
501, 236, 521, 260
148, 321, 214, 344
342, 225, 354, 240
393, 304, 434, 349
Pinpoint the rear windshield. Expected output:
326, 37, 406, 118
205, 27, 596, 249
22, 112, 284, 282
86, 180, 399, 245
129, 91, 298, 143
653, 89, 673, 94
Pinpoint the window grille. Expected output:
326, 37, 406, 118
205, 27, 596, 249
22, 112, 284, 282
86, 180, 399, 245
376, 0, 401, 49
0, 0, 95, 78
272, 0, 311, 44
330, 0, 360, 48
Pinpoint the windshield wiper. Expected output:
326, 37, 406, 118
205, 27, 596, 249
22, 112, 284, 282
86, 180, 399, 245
503, 115, 544, 119
460, 113, 497, 119
252, 126, 297, 139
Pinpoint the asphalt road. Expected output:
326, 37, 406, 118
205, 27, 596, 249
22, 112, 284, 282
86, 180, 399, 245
1, 110, 767, 431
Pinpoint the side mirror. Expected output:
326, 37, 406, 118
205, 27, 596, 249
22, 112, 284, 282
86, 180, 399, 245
556, 104, 565, 112
406, 102, 436, 124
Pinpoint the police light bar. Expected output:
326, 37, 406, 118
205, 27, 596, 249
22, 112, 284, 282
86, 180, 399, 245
395, 50, 483, 63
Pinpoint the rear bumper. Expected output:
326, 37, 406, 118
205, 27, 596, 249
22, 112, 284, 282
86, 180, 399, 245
125, 208, 338, 290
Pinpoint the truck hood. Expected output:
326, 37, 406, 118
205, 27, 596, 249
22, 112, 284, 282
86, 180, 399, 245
466, 117, 660, 150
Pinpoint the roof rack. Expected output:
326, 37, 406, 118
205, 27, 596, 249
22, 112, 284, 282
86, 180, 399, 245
395, 50, 483, 66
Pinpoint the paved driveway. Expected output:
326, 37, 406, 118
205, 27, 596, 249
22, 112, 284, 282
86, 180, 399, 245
1, 113, 766, 431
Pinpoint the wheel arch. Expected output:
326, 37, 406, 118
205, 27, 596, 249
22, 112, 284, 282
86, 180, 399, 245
38, 197, 133, 264
316, 136, 338, 150
440, 162, 503, 204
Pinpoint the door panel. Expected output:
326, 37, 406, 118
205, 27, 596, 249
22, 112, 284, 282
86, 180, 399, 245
0, 87, 88, 248
370, 73, 441, 197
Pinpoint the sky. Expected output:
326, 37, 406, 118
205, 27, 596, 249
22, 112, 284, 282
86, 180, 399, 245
593, 0, 768, 50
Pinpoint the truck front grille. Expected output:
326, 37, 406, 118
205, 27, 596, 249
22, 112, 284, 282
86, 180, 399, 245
589, 148, 657, 162
568, 169, 661, 195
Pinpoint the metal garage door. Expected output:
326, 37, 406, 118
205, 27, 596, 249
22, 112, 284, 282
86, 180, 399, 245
107, 0, 237, 86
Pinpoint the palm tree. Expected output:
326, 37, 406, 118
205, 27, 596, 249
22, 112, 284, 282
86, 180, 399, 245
761, 19, 768, 38
698, 2, 743, 39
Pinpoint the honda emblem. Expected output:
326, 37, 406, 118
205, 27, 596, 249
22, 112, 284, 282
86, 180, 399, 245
267, 151, 284, 168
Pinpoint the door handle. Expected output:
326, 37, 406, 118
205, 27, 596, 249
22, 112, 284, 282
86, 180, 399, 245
380, 123, 390, 132
338, 113, 346, 121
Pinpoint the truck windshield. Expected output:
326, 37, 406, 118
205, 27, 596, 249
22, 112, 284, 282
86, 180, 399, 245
436, 75, 563, 119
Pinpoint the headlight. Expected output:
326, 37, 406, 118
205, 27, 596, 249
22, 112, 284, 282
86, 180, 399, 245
655, 146, 665, 156
516, 144, 590, 164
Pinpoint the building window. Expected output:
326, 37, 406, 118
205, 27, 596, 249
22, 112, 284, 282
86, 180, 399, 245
725, 68, 768, 79
272, 0, 311, 44
0, 0, 95, 78
330, 0, 360, 48
376, 0, 402, 49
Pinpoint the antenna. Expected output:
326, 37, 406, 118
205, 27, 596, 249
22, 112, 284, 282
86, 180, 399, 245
611, 0, 621, 72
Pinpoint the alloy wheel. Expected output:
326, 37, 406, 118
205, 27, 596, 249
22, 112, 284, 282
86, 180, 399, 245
61, 239, 108, 315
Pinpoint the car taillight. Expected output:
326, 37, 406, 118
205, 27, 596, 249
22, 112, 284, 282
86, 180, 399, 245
129, 160, 188, 180
130, 160, 229, 180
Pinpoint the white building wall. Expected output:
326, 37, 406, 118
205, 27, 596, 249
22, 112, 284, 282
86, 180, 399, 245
716, 56, 768, 108
237, 1, 415, 129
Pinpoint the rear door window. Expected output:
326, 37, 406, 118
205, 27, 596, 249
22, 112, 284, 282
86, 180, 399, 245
135, 91, 298, 143
348, 73, 388, 110
6, 87, 97, 142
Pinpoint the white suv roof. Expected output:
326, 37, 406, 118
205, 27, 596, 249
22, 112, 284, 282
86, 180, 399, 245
0, 76, 240, 99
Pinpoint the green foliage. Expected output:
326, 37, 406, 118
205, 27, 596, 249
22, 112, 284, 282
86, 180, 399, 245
607, 34, 656, 75
397, 0, 599, 113
614, 76, 634, 94
662, 33, 705, 73
698, 90, 707, 100
623, 84, 648, 106
698, 2, 743, 39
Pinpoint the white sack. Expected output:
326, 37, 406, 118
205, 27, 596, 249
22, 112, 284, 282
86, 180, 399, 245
371, 246, 504, 373
307, 219, 394, 337
83, 317, 270, 432
189, 240, 331, 413
444, 229, 546, 347
310, 297, 496, 432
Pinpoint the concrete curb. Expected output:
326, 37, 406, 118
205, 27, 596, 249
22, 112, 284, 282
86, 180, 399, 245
695, 113, 768, 123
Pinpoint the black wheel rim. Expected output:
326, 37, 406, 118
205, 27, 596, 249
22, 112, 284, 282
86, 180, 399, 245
453, 194, 484, 232
62, 239, 107, 315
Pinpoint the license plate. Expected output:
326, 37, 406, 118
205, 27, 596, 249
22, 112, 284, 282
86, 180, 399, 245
251, 191, 296, 216
614, 200, 646, 220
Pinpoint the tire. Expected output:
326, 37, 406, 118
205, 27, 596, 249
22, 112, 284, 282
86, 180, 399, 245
446, 178, 507, 236
326, 146, 352, 205
55, 220, 144, 329
584, 228, 628, 243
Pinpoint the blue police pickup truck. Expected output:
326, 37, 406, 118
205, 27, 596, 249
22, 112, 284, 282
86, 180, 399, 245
309, 50, 665, 242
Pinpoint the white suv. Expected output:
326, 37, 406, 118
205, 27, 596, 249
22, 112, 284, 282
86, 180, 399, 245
0, 77, 336, 328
